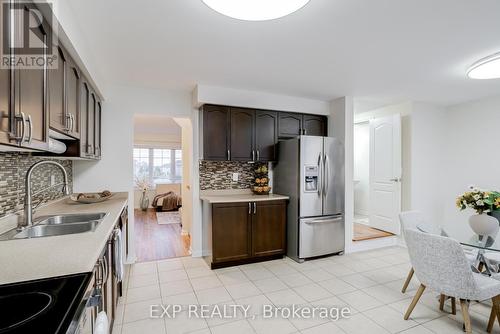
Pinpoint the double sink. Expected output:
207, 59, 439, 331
0, 213, 107, 241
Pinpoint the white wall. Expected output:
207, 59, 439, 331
195, 85, 330, 115
353, 122, 369, 216
73, 85, 193, 261
439, 96, 500, 238
410, 103, 448, 226
330, 97, 354, 253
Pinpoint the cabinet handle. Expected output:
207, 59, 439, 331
248, 202, 251, 214
102, 255, 108, 283
256, 150, 260, 161
227, 150, 230, 161
26, 115, 32, 144
253, 202, 256, 214
70, 114, 74, 132
13, 112, 26, 144
303, 129, 307, 135
252, 150, 255, 162
65, 114, 71, 132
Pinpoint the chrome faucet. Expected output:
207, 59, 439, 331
21, 161, 70, 230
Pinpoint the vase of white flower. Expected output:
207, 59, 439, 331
457, 186, 500, 237
135, 176, 151, 211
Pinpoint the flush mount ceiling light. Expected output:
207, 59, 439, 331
201, 0, 310, 21
467, 52, 500, 79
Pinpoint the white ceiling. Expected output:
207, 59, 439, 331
67, 0, 500, 107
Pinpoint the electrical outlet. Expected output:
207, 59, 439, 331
232, 173, 239, 182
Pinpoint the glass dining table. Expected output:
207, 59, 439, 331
417, 223, 500, 275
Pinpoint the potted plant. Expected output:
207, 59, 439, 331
457, 186, 500, 236
135, 176, 151, 211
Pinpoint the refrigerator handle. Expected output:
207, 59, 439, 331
323, 154, 329, 196
317, 154, 322, 196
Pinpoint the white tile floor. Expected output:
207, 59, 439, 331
113, 247, 500, 334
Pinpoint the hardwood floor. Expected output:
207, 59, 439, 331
353, 222, 394, 241
134, 209, 191, 262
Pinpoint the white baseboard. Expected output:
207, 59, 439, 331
348, 236, 400, 253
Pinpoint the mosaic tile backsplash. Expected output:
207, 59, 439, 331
0, 153, 73, 218
199, 160, 255, 190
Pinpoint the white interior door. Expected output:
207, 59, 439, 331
369, 114, 402, 235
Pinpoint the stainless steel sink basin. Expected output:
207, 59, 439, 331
13, 221, 100, 239
35, 213, 107, 225
0, 212, 107, 241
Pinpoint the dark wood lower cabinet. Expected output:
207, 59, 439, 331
211, 200, 287, 268
212, 202, 252, 263
252, 201, 286, 257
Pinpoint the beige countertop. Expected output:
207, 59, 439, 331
0, 192, 128, 285
200, 189, 289, 204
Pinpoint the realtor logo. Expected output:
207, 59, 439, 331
1, 1, 58, 69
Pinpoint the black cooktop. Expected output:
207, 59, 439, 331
0, 273, 90, 334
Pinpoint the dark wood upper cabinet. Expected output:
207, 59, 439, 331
80, 81, 90, 157
48, 46, 67, 134
88, 92, 96, 156
230, 108, 255, 161
255, 110, 278, 162
0, 68, 11, 145
278, 112, 303, 138
303, 114, 327, 136
202, 105, 230, 161
212, 203, 252, 263
252, 201, 287, 257
201, 105, 326, 162
66, 60, 81, 139
95, 100, 102, 159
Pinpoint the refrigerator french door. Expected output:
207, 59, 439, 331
275, 136, 345, 261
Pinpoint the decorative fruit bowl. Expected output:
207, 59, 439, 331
253, 164, 271, 195
253, 186, 271, 195
70, 190, 113, 204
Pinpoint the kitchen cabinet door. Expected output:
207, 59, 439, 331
48, 46, 67, 134
230, 108, 255, 161
14, 4, 49, 150
80, 81, 90, 157
278, 112, 302, 138
255, 110, 278, 161
252, 201, 287, 257
202, 105, 230, 160
303, 114, 327, 136
94, 100, 102, 159
66, 59, 81, 139
0, 67, 12, 145
212, 203, 251, 263
88, 92, 96, 156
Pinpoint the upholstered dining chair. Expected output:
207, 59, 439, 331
399, 211, 444, 293
399, 211, 477, 295
403, 228, 500, 333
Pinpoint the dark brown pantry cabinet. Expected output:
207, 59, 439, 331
210, 200, 287, 268
278, 113, 328, 138
201, 104, 326, 162
202, 105, 230, 160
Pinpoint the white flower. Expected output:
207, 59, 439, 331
477, 200, 484, 206
473, 194, 481, 200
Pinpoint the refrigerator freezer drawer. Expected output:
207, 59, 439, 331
299, 216, 345, 259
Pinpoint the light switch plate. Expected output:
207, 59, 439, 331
232, 173, 239, 182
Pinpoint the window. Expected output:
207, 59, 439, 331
133, 148, 182, 186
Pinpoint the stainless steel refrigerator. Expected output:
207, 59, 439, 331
274, 136, 345, 262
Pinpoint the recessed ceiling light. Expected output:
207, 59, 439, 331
467, 52, 500, 79
201, 0, 310, 21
